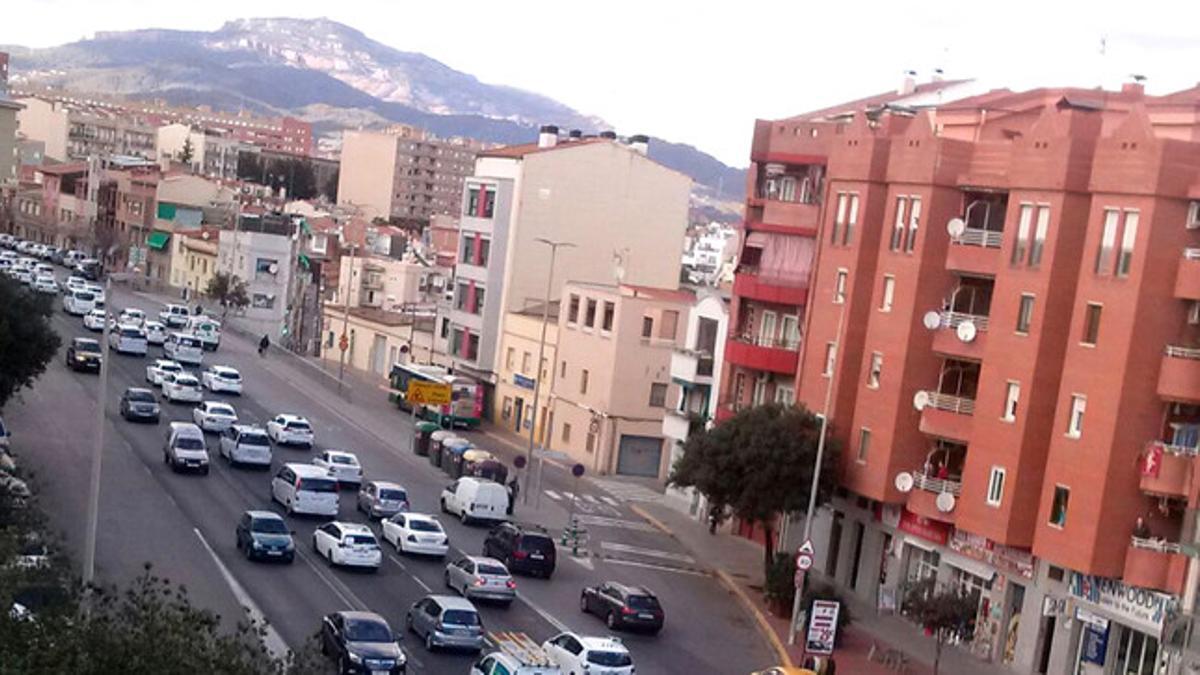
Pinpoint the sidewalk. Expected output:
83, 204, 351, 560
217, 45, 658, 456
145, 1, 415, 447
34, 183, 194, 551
634, 500, 1015, 675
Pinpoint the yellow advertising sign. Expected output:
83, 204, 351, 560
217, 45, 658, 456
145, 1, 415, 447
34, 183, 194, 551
407, 381, 452, 406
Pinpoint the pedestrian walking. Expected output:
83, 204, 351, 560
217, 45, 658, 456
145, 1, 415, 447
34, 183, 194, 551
506, 476, 519, 515
258, 333, 270, 357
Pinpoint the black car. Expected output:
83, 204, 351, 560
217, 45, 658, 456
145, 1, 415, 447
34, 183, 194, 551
320, 611, 407, 674
236, 510, 295, 563
119, 388, 160, 422
482, 522, 557, 578
75, 260, 101, 282
580, 581, 665, 634
66, 338, 102, 372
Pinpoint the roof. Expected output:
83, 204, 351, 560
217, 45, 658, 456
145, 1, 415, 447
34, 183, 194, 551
622, 284, 694, 303
478, 137, 607, 159
335, 522, 373, 533
578, 635, 629, 652
323, 449, 359, 459
785, 79, 972, 121
336, 610, 388, 623
368, 480, 405, 490
277, 413, 308, 422
37, 162, 87, 176
285, 462, 332, 476
609, 581, 655, 596
467, 555, 506, 566
427, 595, 476, 610
513, 300, 561, 319
245, 510, 283, 520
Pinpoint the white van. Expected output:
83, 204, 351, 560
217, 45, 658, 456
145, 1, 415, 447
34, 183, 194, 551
186, 316, 221, 351
272, 463, 339, 517
63, 289, 96, 316
440, 477, 509, 525
109, 324, 148, 356
164, 422, 209, 475
160, 303, 191, 329
163, 333, 204, 366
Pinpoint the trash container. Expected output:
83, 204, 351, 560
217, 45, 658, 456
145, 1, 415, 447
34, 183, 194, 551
412, 421, 440, 456
462, 449, 503, 481
443, 438, 473, 477
429, 430, 457, 468
478, 459, 509, 484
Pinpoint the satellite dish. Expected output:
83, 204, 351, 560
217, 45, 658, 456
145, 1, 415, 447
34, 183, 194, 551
956, 321, 977, 343
895, 472, 914, 493
268, 263, 279, 275
947, 217, 966, 238
913, 390, 930, 411
936, 492, 957, 513
922, 311, 942, 331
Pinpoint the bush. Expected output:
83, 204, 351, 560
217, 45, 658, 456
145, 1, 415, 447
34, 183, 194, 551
763, 552, 796, 607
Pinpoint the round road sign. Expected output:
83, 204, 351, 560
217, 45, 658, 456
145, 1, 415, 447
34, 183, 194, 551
338, 334, 349, 352
571, 463, 586, 478
514, 455, 528, 470
797, 553, 814, 571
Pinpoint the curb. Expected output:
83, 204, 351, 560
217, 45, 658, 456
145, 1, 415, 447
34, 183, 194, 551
716, 568, 796, 670
629, 504, 676, 538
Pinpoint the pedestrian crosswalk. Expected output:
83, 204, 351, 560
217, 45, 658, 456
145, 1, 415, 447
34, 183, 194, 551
600, 541, 696, 564
542, 490, 620, 508
574, 514, 658, 533
589, 478, 666, 504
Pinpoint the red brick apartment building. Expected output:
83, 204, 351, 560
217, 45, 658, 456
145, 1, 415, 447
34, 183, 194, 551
726, 79, 1200, 674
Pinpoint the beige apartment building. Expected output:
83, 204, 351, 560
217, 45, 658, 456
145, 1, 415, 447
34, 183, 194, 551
337, 126, 482, 221
318, 306, 446, 379
549, 281, 691, 479
494, 303, 559, 444
16, 96, 156, 161
171, 228, 219, 295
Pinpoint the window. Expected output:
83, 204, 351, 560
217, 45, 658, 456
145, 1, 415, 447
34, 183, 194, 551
584, 299, 597, 328
506, 348, 515, 370
466, 333, 480, 360
831, 192, 846, 245
562, 423, 571, 444
845, 193, 860, 246
478, 237, 491, 267
834, 269, 847, 304
904, 196, 921, 252
567, 295, 580, 324
1082, 303, 1102, 345
1049, 485, 1070, 527
780, 315, 800, 349
642, 316, 654, 338
1012, 203, 1033, 265
823, 342, 837, 377
521, 352, 531, 374
880, 275, 895, 312
1067, 395, 1086, 438
455, 282, 469, 311
1117, 210, 1139, 277
1016, 294, 1035, 333
580, 369, 589, 395
502, 397, 513, 420
660, 310, 679, 340
775, 386, 795, 406
602, 301, 615, 332
560, 360, 567, 378
482, 187, 496, 218
890, 197, 907, 250
759, 311, 777, 346
586, 431, 597, 453
857, 428, 871, 462
986, 467, 1006, 507
1003, 382, 1019, 421
1095, 208, 1120, 273
472, 287, 486, 314
867, 352, 883, 388
649, 383, 668, 407
1029, 205, 1050, 267
459, 233, 474, 265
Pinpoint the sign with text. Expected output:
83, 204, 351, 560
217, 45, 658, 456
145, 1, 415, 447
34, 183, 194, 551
805, 600, 840, 656
1068, 572, 1178, 635
949, 530, 1035, 580
513, 373, 536, 390
406, 381, 452, 406
878, 504, 951, 545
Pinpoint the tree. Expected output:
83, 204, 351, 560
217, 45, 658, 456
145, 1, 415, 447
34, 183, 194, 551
179, 137, 195, 168
0, 276, 62, 410
205, 272, 250, 319
668, 403, 839, 570
902, 577, 979, 675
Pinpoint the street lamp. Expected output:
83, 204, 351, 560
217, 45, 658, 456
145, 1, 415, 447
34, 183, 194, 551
82, 275, 113, 588
337, 244, 358, 394
524, 237, 574, 504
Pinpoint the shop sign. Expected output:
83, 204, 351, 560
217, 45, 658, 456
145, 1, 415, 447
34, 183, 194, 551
948, 530, 1035, 580
877, 504, 951, 545
1080, 621, 1109, 666
805, 600, 840, 655
1068, 572, 1179, 634
1043, 596, 1068, 617
513, 374, 535, 390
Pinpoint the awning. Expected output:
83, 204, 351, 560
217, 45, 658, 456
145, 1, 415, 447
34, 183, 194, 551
904, 536, 936, 552
943, 549, 996, 582
146, 231, 170, 250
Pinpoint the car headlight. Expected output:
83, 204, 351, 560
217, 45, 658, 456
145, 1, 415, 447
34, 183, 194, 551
75, 355, 86, 362
252, 540, 264, 550
395, 650, 406, 665
347, 652, 363, 664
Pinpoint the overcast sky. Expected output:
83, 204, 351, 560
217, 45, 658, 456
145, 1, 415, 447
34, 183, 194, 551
4, 0, 1199, 166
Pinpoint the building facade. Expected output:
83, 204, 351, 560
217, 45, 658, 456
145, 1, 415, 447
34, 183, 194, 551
217, 215, 295, 338
494, 303, 559, 444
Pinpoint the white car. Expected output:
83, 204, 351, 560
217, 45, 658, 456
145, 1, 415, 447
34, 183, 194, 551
192, 401, 238, 432
381, 512, 448, 557
162, 373, 203, 404
312, 522, 382, 570
543, 633, 634, 675
34, 263, 54, 277
33, 276, 58, 294
218, 425, 272, 467
87, 285, 105, 306
82, 309, 110, 331
313, 450, 362, 485
144, 321, 169, 345
145, 359, 184, 386
11, 269, 32, 285
119, 308, 146, 326
266, 414, 314, 447
201, 365, 242, 395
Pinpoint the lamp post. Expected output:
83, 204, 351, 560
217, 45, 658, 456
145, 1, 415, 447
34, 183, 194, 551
337, 244, 358, 394
524, 237, 574, 504
82, 275, 112, 588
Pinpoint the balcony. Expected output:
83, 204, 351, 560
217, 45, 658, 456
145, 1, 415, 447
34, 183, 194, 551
919, 392, 976, 442
733, 268, 809, 306
670, 349, 715, 384
945, 228, 1003, 276
904, 470, 961, 524
1158, 346, 1200, 403
662, 409, 693, 441
930, 311, 989, 361
1139, 441, 1197, 499
1122, 537, 1188, 595
760, 201, 821, 232
1174, 249, 1200, 301
724, 335, 800, 375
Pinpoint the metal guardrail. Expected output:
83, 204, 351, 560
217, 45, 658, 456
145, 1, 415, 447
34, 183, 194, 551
911, 470, 963, 496
1165, 345, 1200, 360
951, 228, 1004, 249
927, 392, 976, 415
939, 310, 990, 332
1132, 536, 1183, 554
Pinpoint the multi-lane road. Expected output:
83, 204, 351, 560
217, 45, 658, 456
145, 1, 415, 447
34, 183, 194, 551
4, 276, 773, 674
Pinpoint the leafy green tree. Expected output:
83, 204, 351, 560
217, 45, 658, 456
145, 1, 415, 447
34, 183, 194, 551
0, 276, 62, 409
902, 577, 979, 675
205, 272, 250, 319
179, 137, 195, 167
668, 402, 838, 570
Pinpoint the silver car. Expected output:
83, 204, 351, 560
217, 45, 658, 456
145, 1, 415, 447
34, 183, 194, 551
357, 480, 409, 518
406, 594, 484, 653
443, 556, 516, 606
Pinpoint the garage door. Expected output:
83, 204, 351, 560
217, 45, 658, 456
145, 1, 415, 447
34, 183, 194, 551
616, 435, 663, 478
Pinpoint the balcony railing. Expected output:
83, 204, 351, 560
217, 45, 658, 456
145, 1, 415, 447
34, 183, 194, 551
927, 392, 976, 415
1165, 345, 1200, 360
1149, 440, 1200, 457
938, 310, 990, 332
911, 470, 963, 496
755, 186, 819, 205
1184, 248, 1200, 261
1132, 536, 1183, 555
951, 227, 1004, 249
732, 333, 801, 351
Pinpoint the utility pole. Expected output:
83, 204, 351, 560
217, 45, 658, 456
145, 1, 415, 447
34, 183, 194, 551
82, 275, 112, 588
337, 244, 358, 394
524, 237, 574, 504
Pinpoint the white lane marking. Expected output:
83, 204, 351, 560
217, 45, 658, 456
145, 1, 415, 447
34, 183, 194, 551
602, 557, 710, 577
193, 528, 290, 658
561, 491, 575, 501
390, 555, 431, 593
516, 593, 569, 633
600, 496, 620, 507
575, 515, 657, 532
568, 555, 595, 571
543, 489, 562, 501
600, 541, 696, 563
582, 494, 598, 504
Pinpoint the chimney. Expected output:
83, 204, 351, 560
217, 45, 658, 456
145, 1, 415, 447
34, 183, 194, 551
537, 124, 559, 149
0, 52, 8, 95
568, 129, 583, 140
1123, 77, 1146, 97
599, 130, 617, 140
629, 134, 649, 155
898, 70, 917, 96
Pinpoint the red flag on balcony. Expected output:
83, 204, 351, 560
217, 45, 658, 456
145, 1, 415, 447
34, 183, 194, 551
1142, 443, 1163, 478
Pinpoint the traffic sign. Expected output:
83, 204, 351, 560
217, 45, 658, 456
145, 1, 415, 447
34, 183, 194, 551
407, 381, 452, 406
338, 334, 349, 352
796, 540, 815, 572
805, 599, 841, 655
571, 463, 586, 478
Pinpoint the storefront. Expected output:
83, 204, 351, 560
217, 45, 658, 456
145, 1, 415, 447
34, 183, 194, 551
1065, 573, 1177, 675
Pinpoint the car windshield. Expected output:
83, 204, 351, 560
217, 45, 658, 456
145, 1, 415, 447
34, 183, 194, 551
209, 405, 235, 416
330, 455, 357, 465
441, 610, 479, 627
344, 618, 392, 643
409, 520, 440, 532
217, 370, 240, 381
346, 535, 377, 547
477, 563, 508, 576
174, 437, 205, 450
162, 363, 181, 372
127, 390, 155, 402
627, 595, 661, 610
286, 421, 311, 431
74, 292, 94, 301
379, 489, 407, 501
587, 651, 633, 667
75, 340, 101, 354
519, 536, 555, 553
240, 432, 269, 446
252, 518, 289, 534
298, 478, 337, 493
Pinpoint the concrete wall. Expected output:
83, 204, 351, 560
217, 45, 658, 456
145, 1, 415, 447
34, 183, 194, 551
0, 103, 18, 186
217, 230, 292, 338
15, 97, 68, 162
337, 130, 397, 221
317, 308, 448, 378
338, 254, 425, 311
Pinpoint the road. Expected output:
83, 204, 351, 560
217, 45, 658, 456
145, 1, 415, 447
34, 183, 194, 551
3, 275, 774, 674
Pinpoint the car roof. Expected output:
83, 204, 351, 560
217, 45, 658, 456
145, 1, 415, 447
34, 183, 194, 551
232, 424, 266, 433
577, 635, 628, 652
333, 522, 374, 534
211, 365, 238, 373
286, 462, 333, 477
156, 359, 181, 367
337, 610, 389, 623
245, 509, 283, 521
324, 449, 357, 459
73, 337, 99, 346
168, 421, 203, 434
608, 582, 655, 597
124, 387, 154, 396
425, 594, 476, 611
508, 522, 550, 535
204, 400, 235, 410
277, 413, 308, 422
465, 555, 506, 568
174, 373, 199, 381
370, 480, 405, 491
402, 512, 438, 523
